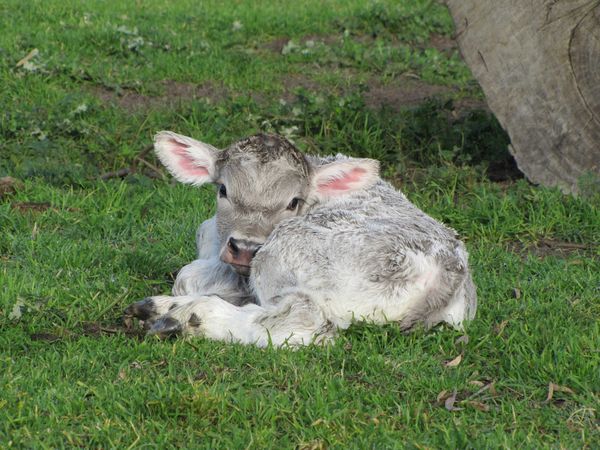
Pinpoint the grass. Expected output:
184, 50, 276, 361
1, 0, 599, 448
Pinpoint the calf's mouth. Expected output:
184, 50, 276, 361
229, 263, 251, 277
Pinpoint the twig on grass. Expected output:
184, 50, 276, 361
100, 168, 131, 180
186, 340, 201, 352
136, 157, 166, 179
16, 48, 39, 67
98, 144, 166, 180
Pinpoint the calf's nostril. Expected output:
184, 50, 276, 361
227, 237, 239, 254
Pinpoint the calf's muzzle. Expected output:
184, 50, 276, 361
222, 237, 262, 276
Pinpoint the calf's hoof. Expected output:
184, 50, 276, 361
124, 297, 157, 320
148, 317, 182, 339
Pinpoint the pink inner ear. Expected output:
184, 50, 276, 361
318, 167, 367, 192
170, 139, 209, 177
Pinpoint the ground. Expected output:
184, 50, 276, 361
0, 0, 599, 448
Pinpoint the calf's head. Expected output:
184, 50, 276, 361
155, 131, 379, 276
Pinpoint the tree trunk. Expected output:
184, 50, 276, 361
446, 0, 600, 194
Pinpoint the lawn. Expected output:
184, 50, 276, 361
1, 0, 599, 448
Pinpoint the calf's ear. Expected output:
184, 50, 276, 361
310, 158, 380, 200
154, 131, 219, 185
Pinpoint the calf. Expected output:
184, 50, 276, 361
124, 132, 477, 346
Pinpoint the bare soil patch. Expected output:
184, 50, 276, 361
451, 97, 490, 116
91, 80, 229, 112
261, 36, 290, 53
278, 73, 332, 102
363, 77, 451, 111
91, 70, 485, 120
427, 33, 458, 54
277, 71, 462, 112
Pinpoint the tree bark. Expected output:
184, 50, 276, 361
446, 0, 600, 194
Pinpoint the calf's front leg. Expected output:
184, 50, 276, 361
144, 292, 336, 347
125, 256, 253, 326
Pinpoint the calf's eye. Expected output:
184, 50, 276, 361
218, 184, 227, 198
286, 197, 300, 211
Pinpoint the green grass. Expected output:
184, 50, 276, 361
1, 0, 599, 448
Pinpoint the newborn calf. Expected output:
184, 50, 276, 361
125, 132, 477, 346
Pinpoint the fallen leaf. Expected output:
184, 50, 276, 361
468, 381, 497, 400
469, 380, 485, 387
552, 384, 574, 394
437, 389, 450, 402
494, 320, 509, 335
444, 390, 462, 411
467, 401, 490, 412
512, 288, 521, 299
0, 176, 24, 198
545, 383, 555, 402
16, 48, 39, 67
455, 335, 469, 346
545, 382, 574, 402
117, 369, 127, 380
130, 361, 142, 369
444, 354, 462, 368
